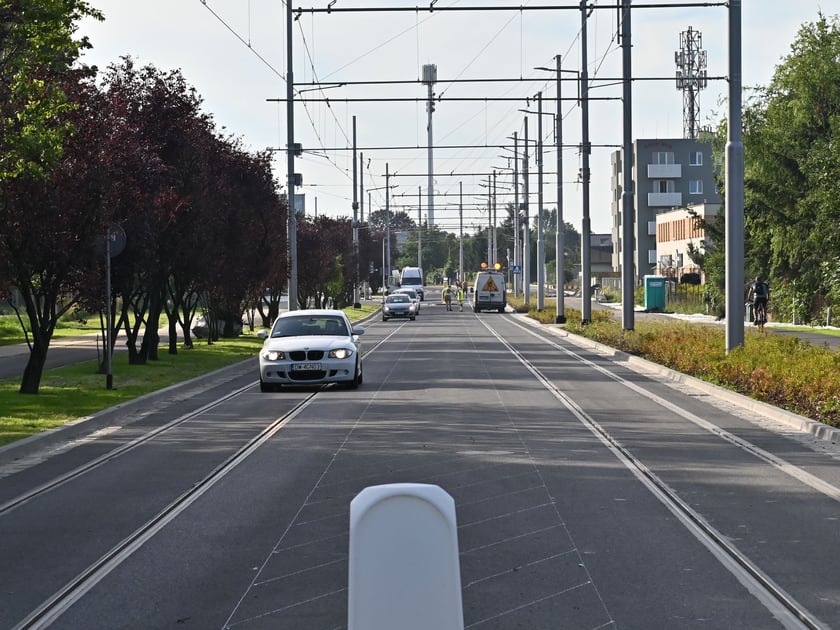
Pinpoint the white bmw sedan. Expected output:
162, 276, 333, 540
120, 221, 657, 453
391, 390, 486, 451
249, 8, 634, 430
257, 309, 364, 392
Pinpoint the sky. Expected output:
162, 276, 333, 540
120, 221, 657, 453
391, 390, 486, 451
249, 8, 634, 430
77, 1, 832, 236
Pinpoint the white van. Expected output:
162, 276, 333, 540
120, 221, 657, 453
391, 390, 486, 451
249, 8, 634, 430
473, 270, 506, 313
400, 266, 425, 301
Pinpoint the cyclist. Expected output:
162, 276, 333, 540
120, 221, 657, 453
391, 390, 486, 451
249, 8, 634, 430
747, 276, 770, 326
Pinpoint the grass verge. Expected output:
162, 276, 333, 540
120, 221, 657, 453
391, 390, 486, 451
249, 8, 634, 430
0, 304, 380, 447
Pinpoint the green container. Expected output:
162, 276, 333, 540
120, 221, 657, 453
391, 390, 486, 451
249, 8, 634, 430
644, 275, 666, 311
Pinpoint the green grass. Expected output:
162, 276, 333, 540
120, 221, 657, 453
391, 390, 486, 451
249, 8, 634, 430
0, 304, 380, 447
0, 336, 263, 447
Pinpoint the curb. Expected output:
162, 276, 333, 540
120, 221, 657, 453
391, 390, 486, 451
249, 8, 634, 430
513, 314, 840, 445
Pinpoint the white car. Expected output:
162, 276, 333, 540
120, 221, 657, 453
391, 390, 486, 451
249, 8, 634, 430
257, 309, 364, 391
393, 287, 421, 314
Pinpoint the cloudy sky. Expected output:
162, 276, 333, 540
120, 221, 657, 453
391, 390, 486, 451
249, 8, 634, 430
78, 1, 831, 235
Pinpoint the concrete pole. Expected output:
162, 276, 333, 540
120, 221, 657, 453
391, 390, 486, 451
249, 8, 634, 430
555, 55, 566, 324
537, 91, 545, 311
725, 0, 745, 351
285, 0, 298, 310
523, 116, 531, 305
621, 0, 635, 330
352, 116, 361, 308
580, 0, 592, 324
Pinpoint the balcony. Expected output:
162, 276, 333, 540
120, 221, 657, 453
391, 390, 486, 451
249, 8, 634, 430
647, 163, 682, 178
648, 192, 683, 207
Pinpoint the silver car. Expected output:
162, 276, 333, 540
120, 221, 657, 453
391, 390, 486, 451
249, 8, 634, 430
257, 309, 364, 391
393, 287, 421, 314
382, 293, 416, 321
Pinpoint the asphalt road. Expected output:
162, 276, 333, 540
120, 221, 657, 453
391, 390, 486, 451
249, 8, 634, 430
1, 298, 839, 629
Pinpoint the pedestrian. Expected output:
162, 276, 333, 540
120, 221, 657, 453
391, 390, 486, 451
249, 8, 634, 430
457, 286, 464, 311
442, 284, 452, 311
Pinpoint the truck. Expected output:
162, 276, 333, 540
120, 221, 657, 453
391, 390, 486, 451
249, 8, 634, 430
400, 266, 425, 301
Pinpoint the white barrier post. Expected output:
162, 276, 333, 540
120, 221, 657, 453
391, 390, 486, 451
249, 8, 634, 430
348, 483, 464, 630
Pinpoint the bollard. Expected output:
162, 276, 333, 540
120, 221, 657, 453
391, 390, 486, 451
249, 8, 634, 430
348, 483, 464, 630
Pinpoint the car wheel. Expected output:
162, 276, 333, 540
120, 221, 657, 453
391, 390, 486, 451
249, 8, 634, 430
410, 316, 416, 321
346, 361, 361, 389
382, 316, 388, 321
260, 380, 276, 392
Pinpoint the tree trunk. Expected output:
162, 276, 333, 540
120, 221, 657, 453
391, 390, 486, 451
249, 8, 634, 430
19, 338, 48, 394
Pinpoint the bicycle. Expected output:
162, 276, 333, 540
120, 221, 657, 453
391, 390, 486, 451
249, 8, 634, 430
753, 300, 767, 334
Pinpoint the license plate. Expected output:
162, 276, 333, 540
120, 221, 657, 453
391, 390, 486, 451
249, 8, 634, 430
291, 362, 321, 371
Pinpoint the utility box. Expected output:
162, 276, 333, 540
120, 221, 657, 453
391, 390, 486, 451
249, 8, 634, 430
644, 275, 666, 311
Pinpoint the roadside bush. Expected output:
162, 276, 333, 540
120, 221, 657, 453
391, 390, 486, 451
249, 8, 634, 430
541, 309, 839, 428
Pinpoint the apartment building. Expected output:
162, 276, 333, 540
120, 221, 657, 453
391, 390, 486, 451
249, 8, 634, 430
610, 137, 721, 283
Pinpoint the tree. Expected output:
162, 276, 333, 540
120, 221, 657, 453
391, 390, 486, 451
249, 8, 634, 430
0, 0, 102, 181
0, 72, 111, 393
740, 14, 840, 320
366, 208, 415, 233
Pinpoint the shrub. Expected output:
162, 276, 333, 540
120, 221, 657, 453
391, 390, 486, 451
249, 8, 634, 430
532, 308, 839, 428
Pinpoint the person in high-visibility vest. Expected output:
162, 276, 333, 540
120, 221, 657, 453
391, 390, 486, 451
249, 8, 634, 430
442, 285, 452, 311
457, 286, 464, 311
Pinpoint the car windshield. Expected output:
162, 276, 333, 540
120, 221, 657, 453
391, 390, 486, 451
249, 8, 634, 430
387, 295, 410, 303
271, 315, 348, 337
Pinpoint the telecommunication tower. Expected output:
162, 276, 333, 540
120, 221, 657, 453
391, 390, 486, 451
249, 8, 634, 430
674, 27, 708, 139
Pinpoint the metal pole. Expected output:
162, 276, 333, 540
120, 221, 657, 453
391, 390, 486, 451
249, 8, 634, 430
385, 163, 392, 291
105, 228, 113, 390
555, 55, 566, 324
513, 131, 520, 295
418, 185, 423, 270
352, 116, 361, 308
537, 91, 545, 311
580, 0, 592, 324
726, 0, 745, 351
285, 0, 298, 311
487, 178, 492, 264
492, 169, 498, 265
621, 0, 635, 330
359, 152, 364, 222
523, 116, 531, 306
425, 64, 437, 227
459, 182, 464, 282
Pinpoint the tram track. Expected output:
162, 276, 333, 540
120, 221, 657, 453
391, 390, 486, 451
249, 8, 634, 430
481, 317, 830, 630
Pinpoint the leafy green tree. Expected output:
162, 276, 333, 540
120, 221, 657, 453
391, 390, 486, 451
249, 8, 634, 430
740, 14, 840, 321
0, 0, 101, 180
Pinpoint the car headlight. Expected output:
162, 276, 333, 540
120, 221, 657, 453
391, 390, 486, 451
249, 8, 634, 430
329, 348, 354, 359
383, 306, 391, 312
261, 349, 285, 361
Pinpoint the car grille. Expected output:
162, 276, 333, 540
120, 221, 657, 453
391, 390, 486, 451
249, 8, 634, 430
289, 350, 325, 361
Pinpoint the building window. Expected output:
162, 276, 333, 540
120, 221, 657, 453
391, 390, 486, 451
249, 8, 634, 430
652, 179, 675, 193
648, 220, 657, 236
651, 151, 675, 165
648, 250, 657, 264
689, 180, 703, 194
689, 151, 703, 166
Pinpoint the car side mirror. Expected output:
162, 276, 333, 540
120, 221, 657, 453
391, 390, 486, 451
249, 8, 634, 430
257, 330, 268, 339
352, 326, 365, 336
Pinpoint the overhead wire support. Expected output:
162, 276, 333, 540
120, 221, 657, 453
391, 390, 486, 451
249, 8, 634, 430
292, 2, 727, 16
